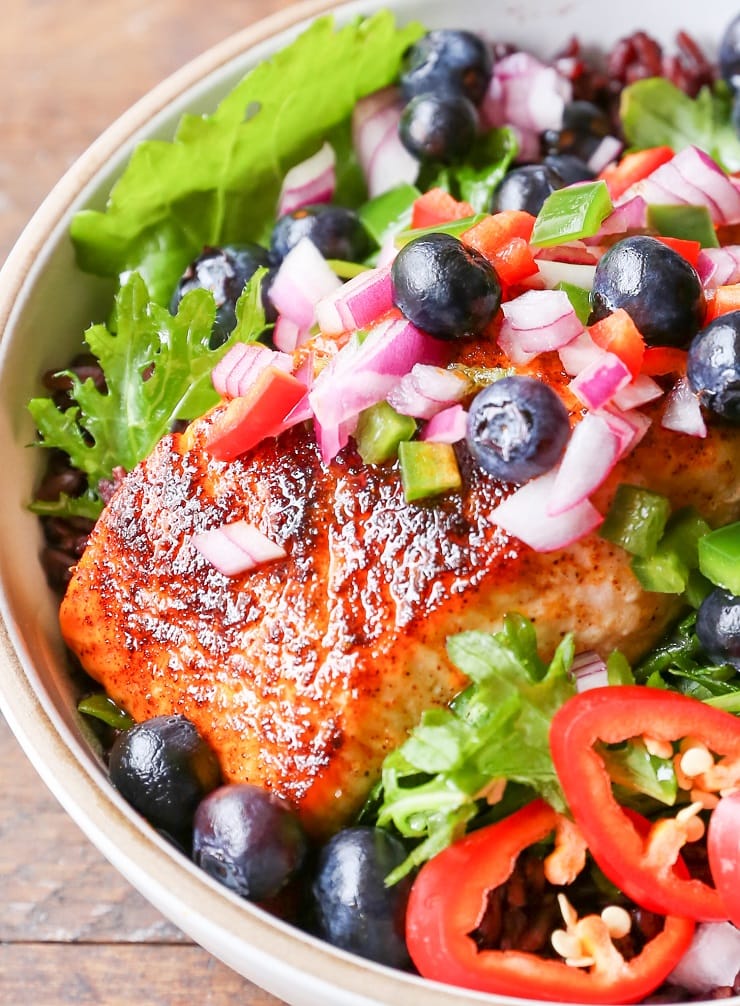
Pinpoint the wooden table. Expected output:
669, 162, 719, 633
0, 1, 299, 1001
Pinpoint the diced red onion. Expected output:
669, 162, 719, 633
510, 125, 542, 164
621, 145, 740, 225
193, 520, 287, 577
569, 352, 632, 410
661, 375, 707, 438
586, 195, 647, 242
482, 51, 572, 133
376, 233, 399, 268
571, 650, 609, 692
534, 241, 602, 265
668, 923, 740, 994
500, 289, 583, 358
308, 315, 447, 462
421, 404, 468, 444
353, 87, 419, 197
535, 259, 596, 291
277, 142, 336, 217
268, 236, 342, 329
697, 246, 740, 289
558, 330, 605, 377
598, 404, 652, 458
387, 364, 471, 419
273, 315, 310, 353
315, 265, 393, 336
490, 468, 603, 552
548, 412, 621, 516
587, 135, 623, 175
212, 343, 293, 399
611, 374, 664, 411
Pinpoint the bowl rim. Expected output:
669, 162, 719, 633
0, 1, 735, 1003
0, 2, 538, 1003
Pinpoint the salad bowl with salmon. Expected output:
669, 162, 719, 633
1, 0, 740, 1003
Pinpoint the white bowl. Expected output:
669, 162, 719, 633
0, 1, 737, 1004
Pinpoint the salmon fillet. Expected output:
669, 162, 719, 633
59, 352, 740, 836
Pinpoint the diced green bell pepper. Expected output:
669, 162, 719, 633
631, 507, 711, 595
355, 401, 416, 465
698, 521, 740, 595
646, 203, 719, 248
599, 484, 671, 558
530, 180, 613, 247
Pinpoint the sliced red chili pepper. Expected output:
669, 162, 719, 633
405, 799, 694, 1004
550, 685, 740, 922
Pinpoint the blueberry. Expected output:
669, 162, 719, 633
542, 100, 612, 164
687, 311, 740, 423
399, 92, 478, 164
696, 588, 740, 669
391, 232, 501, 340
192, 784, 307, 901
311, 827, 412, 969
109, 715, 222, 840
492, 163, 565, 216
466, 375, 570, 483
400, 29, 492, 105
171, 244, 273, 349
543, 153, 595, 185
719, 14, 740, 91
269, 204, 371, 265
590, 235, 705, 348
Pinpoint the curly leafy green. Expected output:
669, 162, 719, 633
70, 13, 423, 305
620, 78, 740, 173
28, 270, 268, 517
369, 614, 576, 883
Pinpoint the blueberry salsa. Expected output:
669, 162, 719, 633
31, 8, 740, 1005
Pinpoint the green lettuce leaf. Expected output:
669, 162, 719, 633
620, 78, 740, 173
70, 13, 423, 305
370, 614, 576, 882
28, 270, 268, 516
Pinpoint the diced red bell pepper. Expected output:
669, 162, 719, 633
654, 236, 702, 269
406, 799, 695, 1004
461, 210, 539, 286
550, 686, 740, 922
588, 308, 646, 379
410, 187, 475, 230
205, 366, 307, 461
641, 346, 688, 377
599, 146, 675, 200
704, 283, 740, 323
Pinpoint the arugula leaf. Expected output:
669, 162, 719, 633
620, 78, 740, 173
70, 13, 423, 305
28, 271, 268, 516
370, 614, 575, 882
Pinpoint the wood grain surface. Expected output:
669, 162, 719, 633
0, 1, 300, 1002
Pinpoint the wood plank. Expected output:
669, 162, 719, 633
0, 716, 185, 943
0, 944, 284, 1005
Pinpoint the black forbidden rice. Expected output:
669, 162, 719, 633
30, 24, 737, 1002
